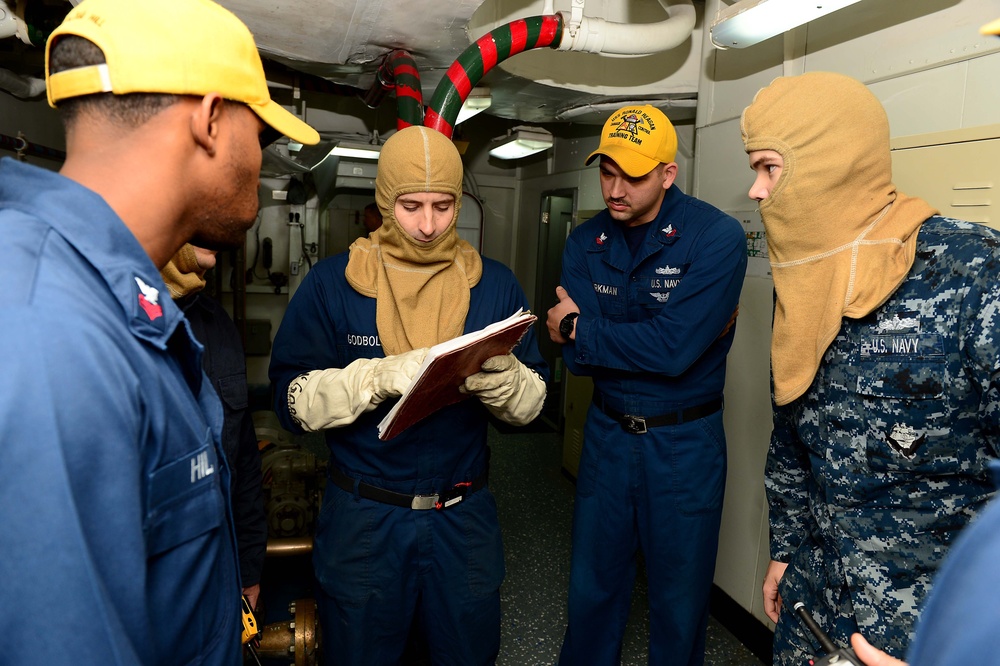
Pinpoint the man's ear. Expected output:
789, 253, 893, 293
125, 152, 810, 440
190, 92, 226, 157
661, 162, 679, 190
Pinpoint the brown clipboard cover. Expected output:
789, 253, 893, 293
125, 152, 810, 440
377, 310, 537, 441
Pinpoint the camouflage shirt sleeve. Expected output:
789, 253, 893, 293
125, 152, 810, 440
765, 400, 815, 562
958, 229, 1000, 456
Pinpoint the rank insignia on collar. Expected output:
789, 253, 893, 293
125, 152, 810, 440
135, 276, 163, 322
595, 232, 608, 245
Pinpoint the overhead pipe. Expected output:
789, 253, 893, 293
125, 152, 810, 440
0, 131, 65, 162
555, 0, 696, 56
286, 72, 365, 98
0, 67, 45, 99
0, 0, 29, 42
425, 15, 563, 138
424, 0, 696, 138
362, 49, 424, 130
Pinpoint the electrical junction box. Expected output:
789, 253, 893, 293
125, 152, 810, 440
245, 319, 272, 356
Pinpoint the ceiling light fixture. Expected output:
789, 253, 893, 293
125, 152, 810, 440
326, 140, 381, 160
488, 126, 553, 160
456, 87, 493, 125
710, 0, 865, 49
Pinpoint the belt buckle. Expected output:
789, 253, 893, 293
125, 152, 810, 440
410, 494, 439, 510
622, 415, 647, 435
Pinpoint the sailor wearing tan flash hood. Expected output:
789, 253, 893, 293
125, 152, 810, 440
743, 71, 1000, 665
268, 125, 548, 665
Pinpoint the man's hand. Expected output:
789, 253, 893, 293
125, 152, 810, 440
850, 634, 908, 666
547, 286, 579, 343
462, 354, 522, 406
287, 348, 430, 431
243, 584, 260, 610
718, 305, 739, 339
461, 354, 546, 426
762, 559, 788, 623
372, 347, 430, 400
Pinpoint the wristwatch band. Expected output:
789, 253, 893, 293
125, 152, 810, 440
559, 312, 580, 338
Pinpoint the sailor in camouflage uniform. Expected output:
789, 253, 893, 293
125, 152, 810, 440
741, 71, 1000, 664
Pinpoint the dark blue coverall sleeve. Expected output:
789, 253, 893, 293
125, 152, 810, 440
563, 214, 747, 377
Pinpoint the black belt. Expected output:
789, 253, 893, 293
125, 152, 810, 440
328, 465, 489, 511
593, 394, 722, 435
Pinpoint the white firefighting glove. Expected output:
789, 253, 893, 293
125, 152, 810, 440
287, 347, 429, 431
461, 354, 546, 426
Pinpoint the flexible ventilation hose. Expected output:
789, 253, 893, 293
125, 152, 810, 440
424, 15, 563, 138
362, 49, 424, 130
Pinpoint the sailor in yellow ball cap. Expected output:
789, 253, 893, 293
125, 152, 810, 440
546, 104, 747, 666
0, 0, 318, 663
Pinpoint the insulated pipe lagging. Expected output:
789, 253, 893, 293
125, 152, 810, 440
361, 49, 424, 130
424, 14, 563, 138
0, 67, 44, 99
556, 0, 696, 55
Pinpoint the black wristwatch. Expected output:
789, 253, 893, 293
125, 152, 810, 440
559, 312, 580, 338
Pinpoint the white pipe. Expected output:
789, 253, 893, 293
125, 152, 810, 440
0, 1, 16, 39
556, 0, 697, 56
0, 0, 29, 43
0, 67, 45, 99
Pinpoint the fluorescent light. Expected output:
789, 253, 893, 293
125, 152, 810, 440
710, 0, 865, 49
488, 127, 553, 160
327, 141, 381, 160
456, 87, 493, 125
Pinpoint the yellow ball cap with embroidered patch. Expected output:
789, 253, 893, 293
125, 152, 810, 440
44, 0, 319, 145
586, 105, 677, 178
982, 16, 1000, 35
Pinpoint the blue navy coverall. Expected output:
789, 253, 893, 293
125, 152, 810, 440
0, 159, 241, 665
558, 185, 747, 666
179, 292, 267, 589
269, 252, 547, 666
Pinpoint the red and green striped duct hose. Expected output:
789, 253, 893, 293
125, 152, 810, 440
425, 14, 564, 138
363, 49, 425, 130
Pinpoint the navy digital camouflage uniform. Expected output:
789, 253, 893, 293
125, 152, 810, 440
767, 216, 1000, 663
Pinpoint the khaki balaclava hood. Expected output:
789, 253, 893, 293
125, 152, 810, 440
345, 125, 483, 356
160, 243, 207, 299
741, 72, 936, 406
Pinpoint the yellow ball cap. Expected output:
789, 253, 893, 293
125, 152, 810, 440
45, 0, 319, 146
586, 105, 677, 178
